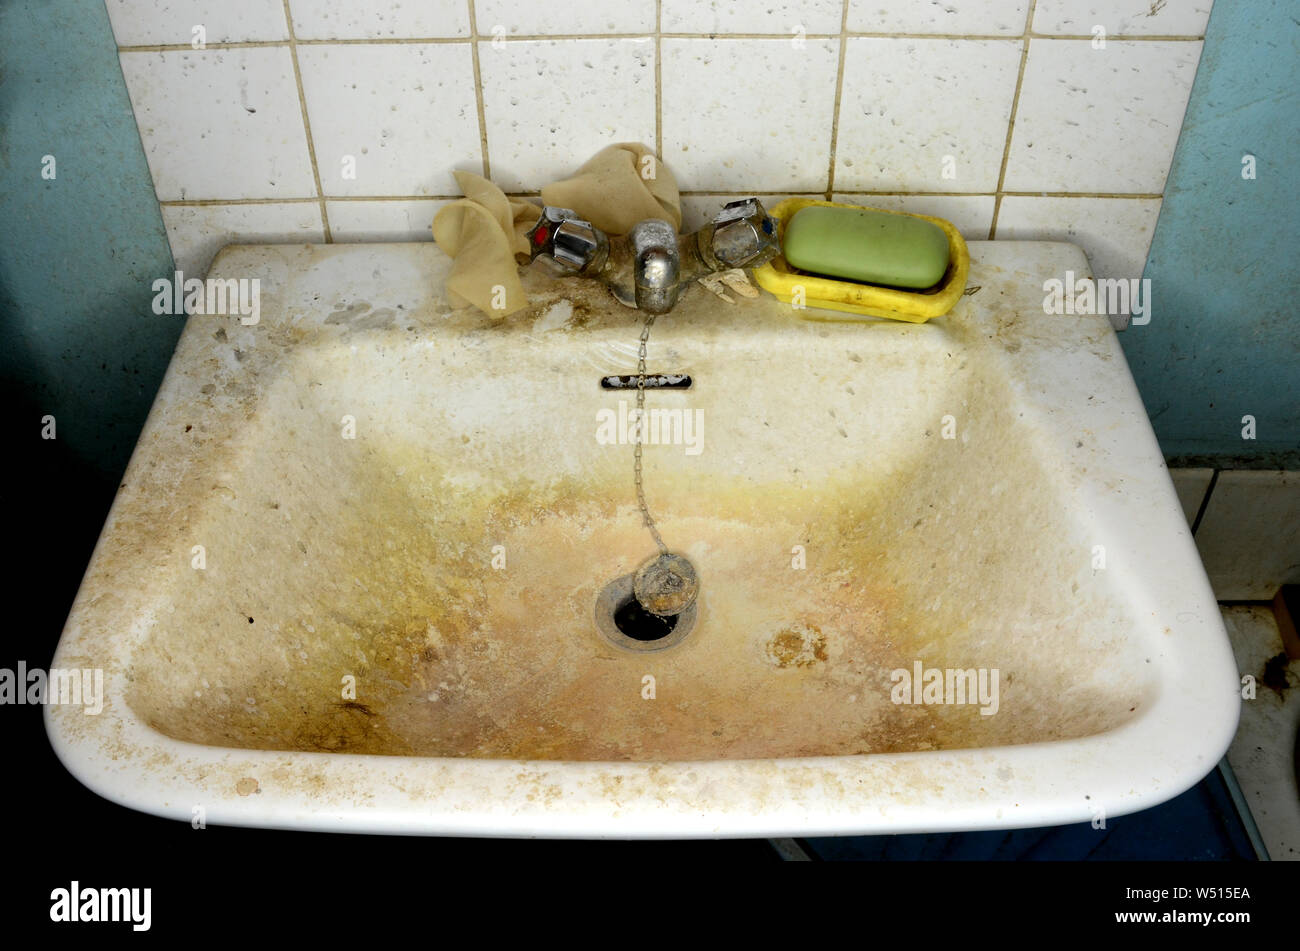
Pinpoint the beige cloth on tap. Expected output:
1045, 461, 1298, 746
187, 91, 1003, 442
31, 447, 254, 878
432, 143, 681, 318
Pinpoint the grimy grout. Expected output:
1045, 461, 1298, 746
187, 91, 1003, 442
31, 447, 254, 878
116, 33, 1205, 52
126, 7, 1191, 225
279, 0, 331, 242
466, 0, 492, 180
822, 0, 851, 201
654, 0, 663, 159
158, 191, 1162, 208
989, 0, 1039, 240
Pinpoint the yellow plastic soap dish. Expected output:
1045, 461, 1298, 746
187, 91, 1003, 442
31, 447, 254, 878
752, 198, 970, 323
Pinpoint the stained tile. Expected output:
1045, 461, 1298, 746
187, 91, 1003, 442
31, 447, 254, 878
662, 38, 839, 192
105, 0, 288, 45
1033, 1, 1212, 36
119, 48, 315, 200
297, 43, 480, 196
847, 0, 1029, 35
161, 202, 324, 276
1004, 39, 1200, 193
326, 200, 452, 241
290, 0, 470, 39
474, 0, 654, 35
834, 38, 1022, 193
995, 196, 1162, 284
663, 0, 842, 34
479, 38, 655, 192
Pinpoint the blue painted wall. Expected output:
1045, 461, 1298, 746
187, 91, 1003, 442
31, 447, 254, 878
1122, 0, 1300, 466
0, 0, 179, 483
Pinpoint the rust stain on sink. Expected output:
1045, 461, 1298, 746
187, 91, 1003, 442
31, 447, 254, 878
765, 624, 828, 668
123, 311, 1151, 762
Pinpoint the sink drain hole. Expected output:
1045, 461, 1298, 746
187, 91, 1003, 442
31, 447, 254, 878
613, 595, 679, 641
595, 574, 696, 652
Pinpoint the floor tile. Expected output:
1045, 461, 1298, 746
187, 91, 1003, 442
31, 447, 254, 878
1196, 471, 1300, 600
1222, 605, 1300, 860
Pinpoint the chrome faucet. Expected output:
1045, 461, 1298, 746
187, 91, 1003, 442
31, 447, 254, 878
525, 198, 781, 314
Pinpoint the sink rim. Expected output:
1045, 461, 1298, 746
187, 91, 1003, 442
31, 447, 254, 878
45, 240, 1240, 837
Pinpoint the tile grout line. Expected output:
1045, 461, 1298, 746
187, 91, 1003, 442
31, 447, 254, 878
823, 0, 851, 200
115, 33, 1206, 53
280, 0, 331, 242
989, 0, 1038, 240
466, 0, 492, 179
821, 190, 1164, 199
655, 0, 663, 161
156, 190, 1164, 207
107, 16, 1209, 251
848, 31, 1203, 41
1190, 469, 1220, 536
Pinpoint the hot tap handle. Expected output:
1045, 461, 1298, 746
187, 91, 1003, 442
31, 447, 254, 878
526, 206, 605, 272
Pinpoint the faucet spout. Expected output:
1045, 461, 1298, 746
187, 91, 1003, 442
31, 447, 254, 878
525, 198, 780, 314
629, 219, 681, 313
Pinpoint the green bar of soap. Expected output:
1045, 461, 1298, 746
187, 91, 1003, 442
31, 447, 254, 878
782, 206, 951, 289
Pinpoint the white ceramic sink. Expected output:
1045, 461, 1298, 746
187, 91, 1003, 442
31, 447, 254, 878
46, 240, 1239, 837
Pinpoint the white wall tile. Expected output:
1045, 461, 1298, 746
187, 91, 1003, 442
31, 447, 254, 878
161, 202, 324, 276
834, 38, 1022, 193
475, 0, 654, 35
119, 48, 316, 200
114, 2, 1209, 275
480, 38, 656, 192
995, 196, 1161, 282
326, 200, 453, 241
298, 44, 480, 196
1196, 471, 1300, 601
289, 0, 470, 40
105, 0, 289, 45
834, 194, 996, 238
1034, 1, 1212, 36
662, 38, 839, 192
848, 0, 1030, 35
1004, 39, 1200, 193
663, 0, 842, 35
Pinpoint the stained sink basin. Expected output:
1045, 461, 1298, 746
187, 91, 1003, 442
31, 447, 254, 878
46, 240, 1239, 837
